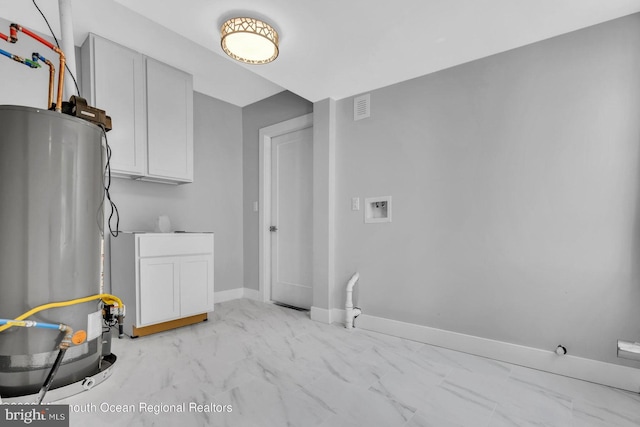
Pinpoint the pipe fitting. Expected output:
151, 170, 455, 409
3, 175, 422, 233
346, 272, 359, 292
9, 24, 18, 43
345, 272, 361, 329
59, 324, 74, 350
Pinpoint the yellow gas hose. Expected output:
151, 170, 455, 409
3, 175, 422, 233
0, 293, 123, 333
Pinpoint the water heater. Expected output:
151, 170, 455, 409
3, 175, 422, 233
0, 105, 104, 397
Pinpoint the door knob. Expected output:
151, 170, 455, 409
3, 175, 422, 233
269, 226, 278, 232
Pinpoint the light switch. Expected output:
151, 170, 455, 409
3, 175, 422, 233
351, 197, 360, 211
253, 201, 259, 212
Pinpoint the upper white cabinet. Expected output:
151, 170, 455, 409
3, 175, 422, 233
145, 58, 193, 182
81, 34, 146, 177
81, 34, 194, 184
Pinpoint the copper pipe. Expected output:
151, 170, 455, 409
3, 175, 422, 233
53, 46, 65, 112
45, 59, 54, 109
8, 24, 66, 112
32, 53, 55, 109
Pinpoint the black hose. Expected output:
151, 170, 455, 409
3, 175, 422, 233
117, 315, 124, 339
36, 348, 67, 404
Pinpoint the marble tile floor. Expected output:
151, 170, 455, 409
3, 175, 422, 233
57, 298, 640, 427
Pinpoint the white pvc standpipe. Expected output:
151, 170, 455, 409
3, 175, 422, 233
345, 272, 361, 329
58, 0, 76, 100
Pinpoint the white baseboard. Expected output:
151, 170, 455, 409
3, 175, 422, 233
310, 306, 331, 323
358, 314, 640, 393
310, 307, 347, 325
214, 287, 263, 304
214, 288, 245, 303
243, 288, 263, 301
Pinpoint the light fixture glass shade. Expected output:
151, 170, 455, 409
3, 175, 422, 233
221, 17, 279, 64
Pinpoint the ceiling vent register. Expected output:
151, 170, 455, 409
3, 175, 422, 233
353, 94, 370, 121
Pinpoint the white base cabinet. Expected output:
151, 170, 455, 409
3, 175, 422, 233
110, 233, 214, 337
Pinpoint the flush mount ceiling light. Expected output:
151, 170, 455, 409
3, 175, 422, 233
220, 17, 279, 64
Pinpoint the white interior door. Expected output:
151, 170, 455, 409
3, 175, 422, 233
270, 126, 313, 309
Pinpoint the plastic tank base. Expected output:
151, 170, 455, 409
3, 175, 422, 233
0, 105, 105, 398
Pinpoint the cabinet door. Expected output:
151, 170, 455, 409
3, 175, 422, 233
89, 35, 146, 177
179, 255, 214, 317
138, 257, 180, 326
145, 58, 194, 182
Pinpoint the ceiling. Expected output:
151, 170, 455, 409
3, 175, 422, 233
2, 0, 640, 107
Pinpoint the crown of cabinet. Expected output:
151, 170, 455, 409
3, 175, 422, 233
81, 34, 194, 184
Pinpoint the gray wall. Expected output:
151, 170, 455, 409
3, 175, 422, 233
108, 92, 244, 292
334, 13, 640, 366
242, 91, 313, 290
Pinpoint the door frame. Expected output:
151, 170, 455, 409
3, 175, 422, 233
258, 114, 314, 304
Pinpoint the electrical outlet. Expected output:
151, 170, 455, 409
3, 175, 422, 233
351, 197, 360, 211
